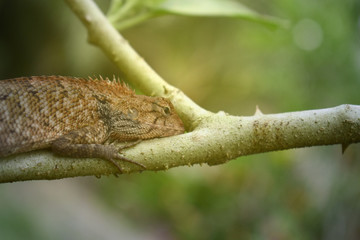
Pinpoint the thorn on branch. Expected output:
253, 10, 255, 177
254, 105, 264, 116
342, 143, 350, 154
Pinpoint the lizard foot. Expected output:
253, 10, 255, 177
108, 155, 146, 174
108, 140, 146, 173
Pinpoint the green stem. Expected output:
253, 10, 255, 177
107, 0, 124, 16
112, 11, 155, 30
107, 0, 140, 23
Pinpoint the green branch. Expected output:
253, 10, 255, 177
1, 104, 359, 182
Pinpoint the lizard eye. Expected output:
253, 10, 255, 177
163, 107, 170, 115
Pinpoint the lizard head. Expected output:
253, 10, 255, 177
107, 95, 185, 141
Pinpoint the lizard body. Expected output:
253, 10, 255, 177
0, 76, 184, 172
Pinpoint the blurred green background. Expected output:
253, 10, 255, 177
0, 0, 360, 239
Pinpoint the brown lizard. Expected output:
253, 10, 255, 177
0, 76, 185, 172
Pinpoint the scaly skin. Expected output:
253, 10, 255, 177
0, 76, 184, 172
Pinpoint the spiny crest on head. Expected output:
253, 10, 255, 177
87, 75, 134, 95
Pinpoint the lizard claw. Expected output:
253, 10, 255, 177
106, 140, 146, 173
106, 154, 146, 173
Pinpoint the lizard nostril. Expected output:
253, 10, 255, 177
164, 107, 170, 115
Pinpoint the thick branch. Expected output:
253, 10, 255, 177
1, 105, 359, 183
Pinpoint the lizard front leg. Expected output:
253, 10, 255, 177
51, 126, 146, 173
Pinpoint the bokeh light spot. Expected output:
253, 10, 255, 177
293, 19, 323, 51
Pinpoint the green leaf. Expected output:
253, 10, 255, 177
154, 0, 288, 29
157, 0, 255, 16
107, 0, 289, 30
